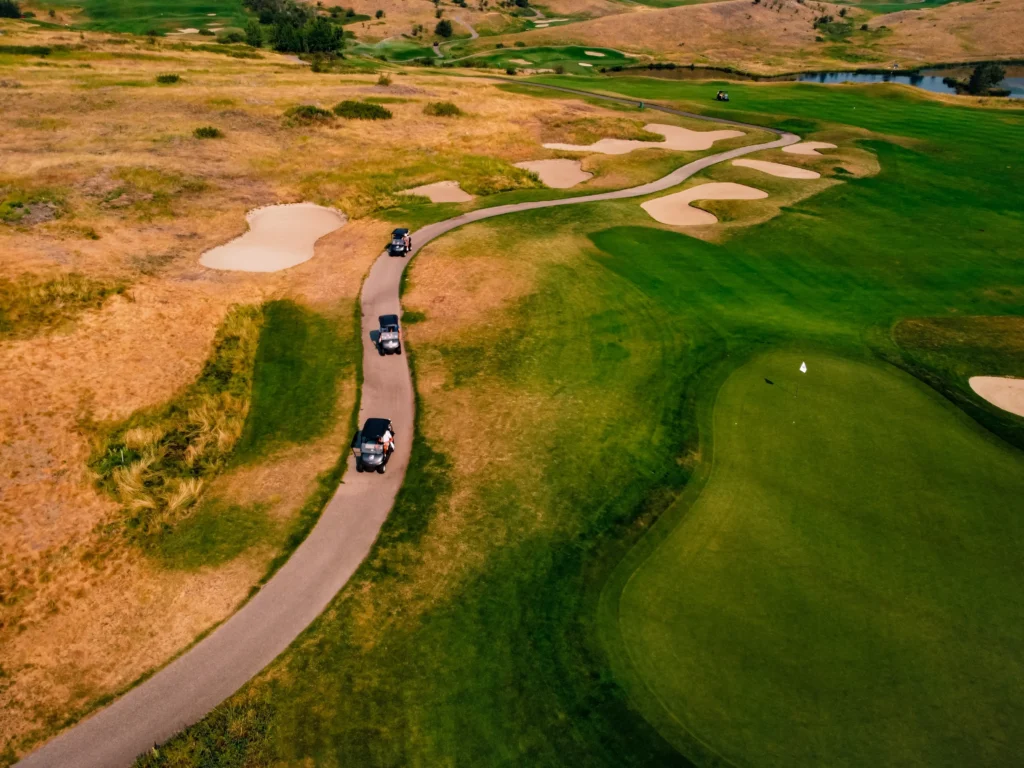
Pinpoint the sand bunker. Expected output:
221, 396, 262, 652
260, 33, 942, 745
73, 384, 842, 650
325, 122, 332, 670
732, 158, 821, 179
641, 182, 767, 226
584, 51, 605, 57
200, 203, 345, 273
169, 27, 200, 34
543, 123, 744, 156
578, 62, 593, 68
399, 180, 474, 203
782, 141, 837, 156
969, 376, 1024, 418
515, 159, 593, 189
509, 58, 533, 66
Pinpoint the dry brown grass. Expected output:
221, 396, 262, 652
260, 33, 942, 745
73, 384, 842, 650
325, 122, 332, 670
875, 0, 1024, 64
1, 21, 751, 757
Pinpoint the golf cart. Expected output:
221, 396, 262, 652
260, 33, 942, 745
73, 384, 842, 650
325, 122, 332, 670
715, 90, 730, 102
388, 228, 411, 257
377, 314, 401, 355
351, 417, 396, 474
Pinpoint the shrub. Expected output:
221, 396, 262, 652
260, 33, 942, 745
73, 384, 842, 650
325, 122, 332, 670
199, 28, 215, 36
284, 104, 334, 124
155, 73, 181, 84
505, 67, 516, 75
218, 30, 246, 43
423, 100, 462, 117
245, 19, 263, 47
514, 40, 525, 47
377, 72, 392, 85
375, 8, 384, 17
554, 65, 565, 74
332, 100, 392, 119
495, 42, 505, 48
435, 19, 452, 37
0, 0, 21, 18
860, 23, 868, 30
193, 126, 224, 139
967, 62, 1006, 95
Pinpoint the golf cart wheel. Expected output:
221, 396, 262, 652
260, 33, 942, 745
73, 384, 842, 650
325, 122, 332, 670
355, 461, 363, 473
377, 464, 386, 474
378, 345, 385, 357
396, 344, 402, 355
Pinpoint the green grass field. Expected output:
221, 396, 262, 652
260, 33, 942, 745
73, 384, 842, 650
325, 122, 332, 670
44, 0, 248, 34
468, 45, 630, 73
137, 79, 1023, 767
613, 351, 1024, 767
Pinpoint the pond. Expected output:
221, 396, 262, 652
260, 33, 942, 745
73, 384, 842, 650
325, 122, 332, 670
796, 66, 1024, 98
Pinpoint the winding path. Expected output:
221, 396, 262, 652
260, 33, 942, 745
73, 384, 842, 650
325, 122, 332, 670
16, 84, 797, 768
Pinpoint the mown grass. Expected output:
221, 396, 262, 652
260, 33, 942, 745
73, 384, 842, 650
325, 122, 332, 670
0, 273, 126, 337
155, 500, 273, 570
44, 0, 249, 35
614, 351, 1024, 767
139, 81, 1022, 767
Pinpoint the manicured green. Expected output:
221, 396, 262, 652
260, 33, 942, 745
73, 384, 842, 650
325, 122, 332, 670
139, 81, 1023, 768
155, 500, 273, 569
615, 351, 1024, 767
43, 0, 249, 35
235, 300, 354, 461
466, 45, 629, 73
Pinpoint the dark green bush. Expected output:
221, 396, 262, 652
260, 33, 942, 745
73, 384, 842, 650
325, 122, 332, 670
155, 73, 181, 84
218, 30, 246, 43
245, 20, 263, 46
423, 101, 462, 117
434, 19, 452, 37
0, 45, 51, 56
505, 67, 516, 75
193, 126, 224, 139
284, 104, 334, 125
199, 28, 215, 36
332, 100, 392, 119
0, 0, 21, 19
514, 40, 525, 47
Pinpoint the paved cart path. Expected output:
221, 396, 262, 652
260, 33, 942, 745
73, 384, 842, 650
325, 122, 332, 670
17, 84, 797, 768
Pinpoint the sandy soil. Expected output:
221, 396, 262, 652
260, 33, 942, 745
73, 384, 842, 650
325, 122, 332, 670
168, 28, 200, 35
510, 58, 534, 66
515, 158, 593, 188
199, 204, 345, 273
584, 50, 605, 56
399, 180, 475, 203
543, 123, 744, 155
969, 376, 1024, 418
783, 141, 837, 156
732, 158, 820, 179
641, 182, 768, 226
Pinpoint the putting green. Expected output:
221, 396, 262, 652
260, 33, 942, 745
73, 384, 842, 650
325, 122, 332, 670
615, 351, 1024, 767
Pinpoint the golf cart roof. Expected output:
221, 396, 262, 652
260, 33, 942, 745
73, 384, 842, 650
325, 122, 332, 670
392, 228, 409, 236
379, 314, 399, 327
361, 417, 391, 440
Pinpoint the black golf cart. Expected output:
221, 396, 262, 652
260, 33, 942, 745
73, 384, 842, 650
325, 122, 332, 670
351, 417, 396, 474
715, 90, 730, 102
388, 228, 411, 257
377, 314, 401, 355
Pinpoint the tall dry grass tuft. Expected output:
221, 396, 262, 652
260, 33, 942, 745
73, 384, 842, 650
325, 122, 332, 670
91, 304, 263, 543
0, 272, 127, 337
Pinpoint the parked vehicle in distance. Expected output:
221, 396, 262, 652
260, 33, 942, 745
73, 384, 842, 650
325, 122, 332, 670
351, 418, 396, 474
377, 314, 401, 355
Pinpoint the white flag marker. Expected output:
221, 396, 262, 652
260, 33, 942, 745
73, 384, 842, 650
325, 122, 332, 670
799, 362, 807, 373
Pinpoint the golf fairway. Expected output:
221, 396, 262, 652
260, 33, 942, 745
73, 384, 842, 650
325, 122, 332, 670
615, 351, 1024, 768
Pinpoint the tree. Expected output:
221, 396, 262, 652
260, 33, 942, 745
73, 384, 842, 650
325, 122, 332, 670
245, 20, 263, 47
435, 18, 452, 36
0, 0, 21, 18
304, 16, 342, 52
375, 8, 384, 17
967, 62, 1006, 95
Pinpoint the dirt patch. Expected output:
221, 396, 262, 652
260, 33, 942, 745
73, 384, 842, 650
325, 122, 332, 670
783, 141, 837, 156
732, 158, 820, 179
970, 376, 1024, 418
641, 182, 767, 226
514, 158, 593, 188
199, 203, 346, 273
543, 122, 744, 155
399, 180, 475, 203
510, 58, 533, 66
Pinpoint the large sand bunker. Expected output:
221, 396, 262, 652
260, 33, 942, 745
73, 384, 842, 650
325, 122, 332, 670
200, 203, 345, 273
782, 141, 837, 156
969, 376, 1024, 418
641, 182, 767, 226
732, 158, 821, 179
584, 50, 606, 57
515, 159, 593, 188
543, 123, 744, 155
399, 180, 474, 203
